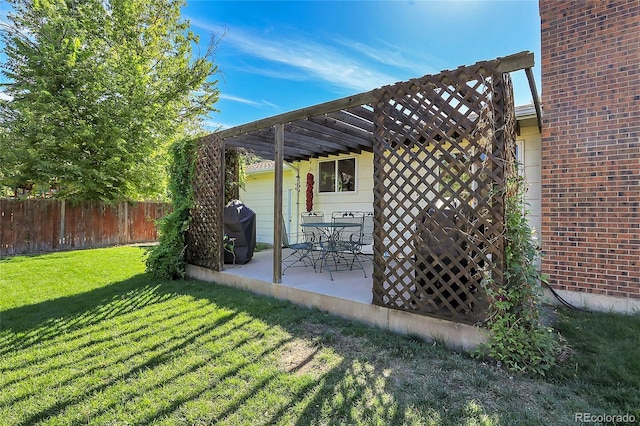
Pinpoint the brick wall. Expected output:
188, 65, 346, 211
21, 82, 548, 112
539, 0, 640, 299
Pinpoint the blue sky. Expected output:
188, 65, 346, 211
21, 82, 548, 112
0, 0, 541, 131
185, 0, 541, 130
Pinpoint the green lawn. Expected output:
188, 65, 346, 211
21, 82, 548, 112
1, 247, 638, 425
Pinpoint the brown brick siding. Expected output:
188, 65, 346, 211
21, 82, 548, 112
539, 0, 640, 299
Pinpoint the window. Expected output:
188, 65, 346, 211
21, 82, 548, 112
318, 158, 356, 193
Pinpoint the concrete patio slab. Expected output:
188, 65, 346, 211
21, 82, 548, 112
186, 248, 488, 351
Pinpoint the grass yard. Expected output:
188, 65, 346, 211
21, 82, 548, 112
1, 247, 639, 425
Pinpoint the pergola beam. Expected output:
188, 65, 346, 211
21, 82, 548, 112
525, 67, 543, 132
497, 51, 535, 73
217, 91, 377, 140
327, 110, 374, 133
346, 105, 375, 123
284, 128, 351, 155
307, 115, 373, 146
293, 119, 371, 151
226, 132, 318, 160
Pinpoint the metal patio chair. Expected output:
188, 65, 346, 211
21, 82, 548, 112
300, 211, 325, 245
319, 211, 367, 279
282, 227, 313, 275
331, 211, 365, 250
360, 211, 374, 256
282, 212, 324, 273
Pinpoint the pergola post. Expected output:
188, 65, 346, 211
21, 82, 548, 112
217, 138, 226, 272
273, 124, 284, 283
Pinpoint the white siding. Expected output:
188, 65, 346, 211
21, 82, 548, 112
239, 168, 296, 244
240, 154, 376, 245
306, 152, 375, 214
517, 125, 542, 241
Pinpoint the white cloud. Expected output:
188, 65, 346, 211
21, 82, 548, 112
260, 99, 279, 109
219, 93, 261, 106
189, 17, 400, 93
224, 61, 308, 83
332, 36, 438, 77
202, 119, 228, 131
0, 92, 12, 101
219, 93, 280, 110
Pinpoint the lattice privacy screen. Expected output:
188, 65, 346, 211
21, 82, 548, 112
372, 61, 516, 324
185, 134, 224, 271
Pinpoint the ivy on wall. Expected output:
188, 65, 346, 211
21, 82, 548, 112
225, 148, 246, 204
145, 141, 247, 278
145, 138, 197, 279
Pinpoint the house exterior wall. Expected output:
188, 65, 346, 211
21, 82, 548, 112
240, 167, 295, 243
540, 0, 640, 306
240, 153, 376, 244
518, 126, 543, 242
304, 152, 376, 214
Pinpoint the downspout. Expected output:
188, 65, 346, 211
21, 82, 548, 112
285, 161, 301, 244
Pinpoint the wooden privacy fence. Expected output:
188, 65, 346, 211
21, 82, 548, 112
0, 199, 171, 256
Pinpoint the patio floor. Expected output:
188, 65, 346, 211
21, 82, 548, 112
224, 248, 374, 303
186, 248, 487, 350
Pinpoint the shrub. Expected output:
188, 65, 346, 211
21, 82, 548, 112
475, 161, 559, 376
145, 138, 197, 279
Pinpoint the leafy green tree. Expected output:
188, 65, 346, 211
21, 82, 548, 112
0, 0, 219, 201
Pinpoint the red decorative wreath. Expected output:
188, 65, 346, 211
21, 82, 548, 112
306, 173, 314, 212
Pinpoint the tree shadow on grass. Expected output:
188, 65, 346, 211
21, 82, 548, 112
0, 274, 605, 425
0, 275, 165, 353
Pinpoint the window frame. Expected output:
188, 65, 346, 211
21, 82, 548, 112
317, 157, 357, 194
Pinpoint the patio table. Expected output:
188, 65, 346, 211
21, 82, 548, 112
301, 222, 364, 280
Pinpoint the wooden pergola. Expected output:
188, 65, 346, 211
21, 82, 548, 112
187, 51, 540, 324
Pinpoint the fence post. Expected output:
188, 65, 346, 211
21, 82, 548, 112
59, 199, 66, 247
124, 202, 129, 244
